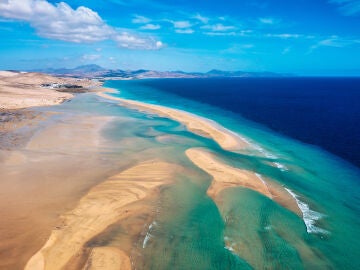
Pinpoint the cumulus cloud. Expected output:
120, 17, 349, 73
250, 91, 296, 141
114, 32, 163, 49
329, 0, 360, 16
0, 0, 162, 49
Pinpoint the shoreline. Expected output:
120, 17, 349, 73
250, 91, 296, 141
185, 148, 302, 217
96, 87, 312, 224
97, 91, 250, 152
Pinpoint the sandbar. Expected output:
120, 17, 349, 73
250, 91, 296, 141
185, 148, 301, 216
97, 91, 249, 151
25, 160, 182, 270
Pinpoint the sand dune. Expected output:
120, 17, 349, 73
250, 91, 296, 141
25, 160, 182, 270
97, 92, 249, 151
185, 148, 301, 216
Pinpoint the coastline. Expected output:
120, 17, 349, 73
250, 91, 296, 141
97, 91, 250, 152
97, 87, 315, 228
96, 88, 318, 221
1, 74, 349, 269
185, 148, 302, 216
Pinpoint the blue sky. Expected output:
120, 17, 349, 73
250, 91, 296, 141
0, 0, 359, 75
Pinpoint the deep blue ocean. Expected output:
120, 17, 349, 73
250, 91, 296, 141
119, 77, 360, 168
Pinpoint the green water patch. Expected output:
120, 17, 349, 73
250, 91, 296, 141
135, 175, 252, 270
218, 188, 334, 270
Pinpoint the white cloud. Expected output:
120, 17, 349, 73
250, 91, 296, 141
282, 47, 291, 55
329, 0, 360, 16
172, 20, 192, 28
266, 33, 302, 39
114, 32, 163, 49
193, 13, 209, 24
82, 54, 101, 61
140, 23, 161, 30
175, 28, 194, 34
221, 44, 254, 54
202, 23, 236, 32
132, 14, 151, 24
309, 35, 360, 52
259, 17, 277, 24
0, 0, 162, 50
204, 31, 237, 36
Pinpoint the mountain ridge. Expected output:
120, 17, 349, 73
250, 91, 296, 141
33, 64, 292, 79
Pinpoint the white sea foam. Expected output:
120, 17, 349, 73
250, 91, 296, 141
255, 173, 267, 186
224, 236, 236, 252
285, 188, 328, 234
142, 220, 158, 248
206, 116, 289, 171
250, 142, 289, 171
273, 162, 288, 171
142, 233, 152, 249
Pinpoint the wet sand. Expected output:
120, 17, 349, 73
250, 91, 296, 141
185, 148, 301, 216
98, 91, 249, 151
0, 109, 49, 157
84, 247, 132, 270
25, 161, 182, 270
0, 113, 116, 269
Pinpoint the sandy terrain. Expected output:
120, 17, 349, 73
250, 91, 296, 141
0, 71, 101, 110
185, 148, 301, 216
83, 247, 132, 270
0, 109, 47, 154
25, 161, 182, 270
97, 92, 249, 151
0, 114, 117, 269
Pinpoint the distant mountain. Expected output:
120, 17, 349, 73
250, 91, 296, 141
35, 64, 290, 79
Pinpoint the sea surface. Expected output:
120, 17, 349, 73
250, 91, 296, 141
103, 78, 360, 270
109, 77, 360, 167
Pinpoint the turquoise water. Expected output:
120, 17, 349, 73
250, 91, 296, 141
98, 80, 360, 269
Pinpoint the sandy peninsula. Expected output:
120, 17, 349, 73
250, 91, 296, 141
185, 148, 301, 216
25, 160, 182, 270
0, 71, 101, 110
97, 91, 249, 151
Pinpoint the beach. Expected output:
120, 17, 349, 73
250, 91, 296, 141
1, 74, 359, 269
97, 91, 249, 151
185, 147, 301, 216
